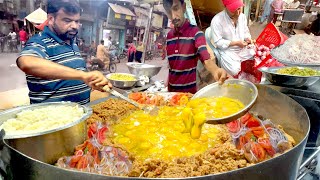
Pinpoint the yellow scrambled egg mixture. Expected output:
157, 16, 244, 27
188, 97, 245, 119
111, 97, 244, 162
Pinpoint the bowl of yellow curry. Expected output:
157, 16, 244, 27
192, 79, 258, 124
259, 66, 320, 87
106, 73, 138, 88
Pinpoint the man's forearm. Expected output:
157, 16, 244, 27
229, 41, 240, 47
17, 56, 86, 81
203, 58, 219, 74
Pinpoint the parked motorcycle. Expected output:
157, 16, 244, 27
118, 49, 127, 60
87, 58, 117, 73
145, 51, 153, 61
110, 44, 127, 61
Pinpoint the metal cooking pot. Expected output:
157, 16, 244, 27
259, 67, 320, 88
1, 85, 310, 180
0, 102, 91, 164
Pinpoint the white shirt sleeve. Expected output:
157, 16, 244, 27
210, 18, 231, 50
243, 15, 251, 40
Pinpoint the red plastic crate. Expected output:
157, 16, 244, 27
255, 23, 288, 47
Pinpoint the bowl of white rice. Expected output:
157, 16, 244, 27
0, 102, 92, 164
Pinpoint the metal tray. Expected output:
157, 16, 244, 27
259, 67, 320, 88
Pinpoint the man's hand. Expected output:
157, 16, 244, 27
82, 71, 112, 91
237, 41, 248, 48
212, 68, 228, 85
204, 58, 229, 85
230, 41, 248, 48
244, 38, 253, 44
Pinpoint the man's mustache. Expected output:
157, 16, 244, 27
67, 30, 78, 34
172, 19, 180, 24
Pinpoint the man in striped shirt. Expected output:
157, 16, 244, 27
17, 0, 112, 105
164, 0, 228, 94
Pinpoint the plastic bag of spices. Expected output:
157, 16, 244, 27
87, 122, 109, 146
56, 122, 132, 176
93, 146, 132, 176
226, 113, 292, 163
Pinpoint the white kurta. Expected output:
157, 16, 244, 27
210, 10, 253, 76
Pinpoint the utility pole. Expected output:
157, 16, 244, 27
141, 4, 154, 63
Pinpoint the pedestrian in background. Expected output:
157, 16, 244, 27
260, 0, 273, 23
96, 40, 110, 69
305, 12, 320, 36
268, 0, 284, 24
78, 39, 86, 52
90, 40, 96, 56
19, 27, 29, 49
286, 0, 300, 9
0, 32, 5, 53
8, 30, 17, 52
128, 43, 136, 62
104, 36, 112, 50
135, 42, 144, 63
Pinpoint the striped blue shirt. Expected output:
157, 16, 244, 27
19, 26, 90, 105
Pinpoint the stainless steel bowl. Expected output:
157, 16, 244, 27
192, 79, 258, 124
259, 67, 320, 87
106, 73, 138, 88
0, 102, 91, 164
126, 62, 162, 78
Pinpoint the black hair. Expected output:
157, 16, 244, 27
47, 0, 81, 15
100, 40, 104, 44
163, 0, 184, 13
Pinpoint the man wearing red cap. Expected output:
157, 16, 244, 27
210, 0, 254, 76
163, 0, 227, 94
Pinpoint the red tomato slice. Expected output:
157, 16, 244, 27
237, 136, 247, 150
226, 120, 240, 133
250, 126, 264, 131
266, 148, 276, 156
137, 99, 145, 104
97, 127, 108, 144
246, 117, 260, 128
145, 97, 151, 104
87, 123, 97, 139
69, 155, 82, 168
76, 156, 89, 169
252, 130, 265, 137
258, 138, 276, 156
170, 97, 179, 106
250, 126, 265, 137
251, 143, 266, 161
129, 93, 142, 101
240, 113, 252, 124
